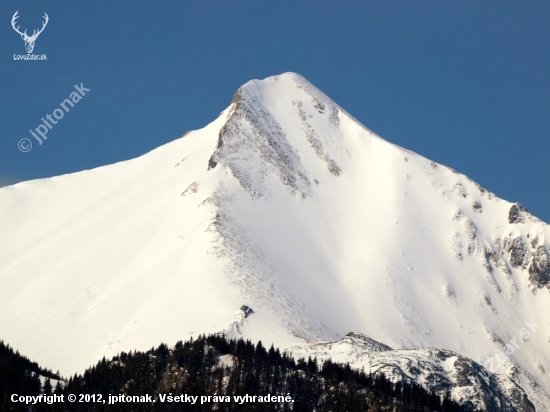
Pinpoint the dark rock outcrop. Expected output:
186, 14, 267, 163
509, 203, 529, 224
528, 245, 550, 288
240, 305, 254, 318
505, 237, 529, 268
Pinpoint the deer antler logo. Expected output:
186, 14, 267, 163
11, 11, 49, 54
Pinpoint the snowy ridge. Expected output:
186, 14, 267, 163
1, 73, 549, 409
292, 332, 537, 411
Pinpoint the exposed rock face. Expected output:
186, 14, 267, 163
505, 236, 530, 268
509, 203, 528, 223
293, 100, 342, 176
240, 305, 254, 319
509, 203, 541, 224
472, 201, 483, 213
207, 156, 218, 170
499, 234, 550, 288
465, 219, 477, 241
207, 86, 311, 197
528, 245, 550, 288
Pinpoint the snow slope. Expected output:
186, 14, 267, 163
1, 73, 549, 408
293, 333, 538, 411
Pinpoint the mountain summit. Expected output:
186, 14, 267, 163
1, 73, 549, 409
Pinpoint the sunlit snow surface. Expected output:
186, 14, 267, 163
1, 73, 549, 409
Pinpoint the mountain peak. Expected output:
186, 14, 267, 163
1, 73, 550, 409
207, 72, 356, 197
238, 72, 324, 100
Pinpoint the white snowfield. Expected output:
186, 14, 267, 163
1, 73, 549, 409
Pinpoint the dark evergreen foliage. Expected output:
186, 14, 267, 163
1, 335, 471, 411
0, 340, 61, 411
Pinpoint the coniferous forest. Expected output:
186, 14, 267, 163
0, 340, 62, 409
1, 335, 471, 412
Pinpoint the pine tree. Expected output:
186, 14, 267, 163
43, 377, 52, 395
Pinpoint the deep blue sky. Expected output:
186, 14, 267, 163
1, 1, 549, 221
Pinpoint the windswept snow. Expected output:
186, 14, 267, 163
1, 72, 549, 409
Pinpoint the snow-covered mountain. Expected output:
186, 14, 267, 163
1, 73, 549, 409
294, 333, 539, 411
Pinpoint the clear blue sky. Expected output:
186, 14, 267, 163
1, 1, 549, 221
